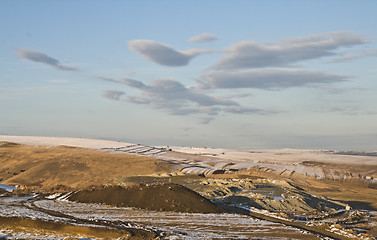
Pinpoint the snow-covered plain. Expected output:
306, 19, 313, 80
1, 135, 376, 183
0, 135, 133, 150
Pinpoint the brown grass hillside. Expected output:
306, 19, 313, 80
0, 141, 177, 190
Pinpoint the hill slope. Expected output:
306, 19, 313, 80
0, 141, 177, 190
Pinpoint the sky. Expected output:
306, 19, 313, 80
1, 0, 377, 151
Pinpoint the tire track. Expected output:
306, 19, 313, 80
24, 199, 160, 239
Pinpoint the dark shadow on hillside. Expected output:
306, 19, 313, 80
342, 201, 377, 211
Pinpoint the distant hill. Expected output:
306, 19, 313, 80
0, 141, 177, 190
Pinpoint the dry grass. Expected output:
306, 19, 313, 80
0, 142, 178, 190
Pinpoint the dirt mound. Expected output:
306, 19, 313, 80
68, 183, 224, 214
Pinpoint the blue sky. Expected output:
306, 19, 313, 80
1, 1, 377, 150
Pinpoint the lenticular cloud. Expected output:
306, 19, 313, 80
16, 48, 78, 71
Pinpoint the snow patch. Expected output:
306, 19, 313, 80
0, 184, 16, 192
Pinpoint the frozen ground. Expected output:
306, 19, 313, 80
0, 196, 319, 239
0, 136, 132, 150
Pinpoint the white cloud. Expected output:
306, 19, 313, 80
101, 32, 360, 118
223, 106, 278, 115
210, 31, 366, 70
329, 49, 377, 63
98, 77, 146, 88
16, 48, 78, 71
188, 33, 218, 43
128, 40, 213, 66
102, 90, 126, 101
202, 70, 347, 89
99, 76, 276, 116
126, 79, 237, 113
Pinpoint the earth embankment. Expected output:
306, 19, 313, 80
68, 183, 224, 213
